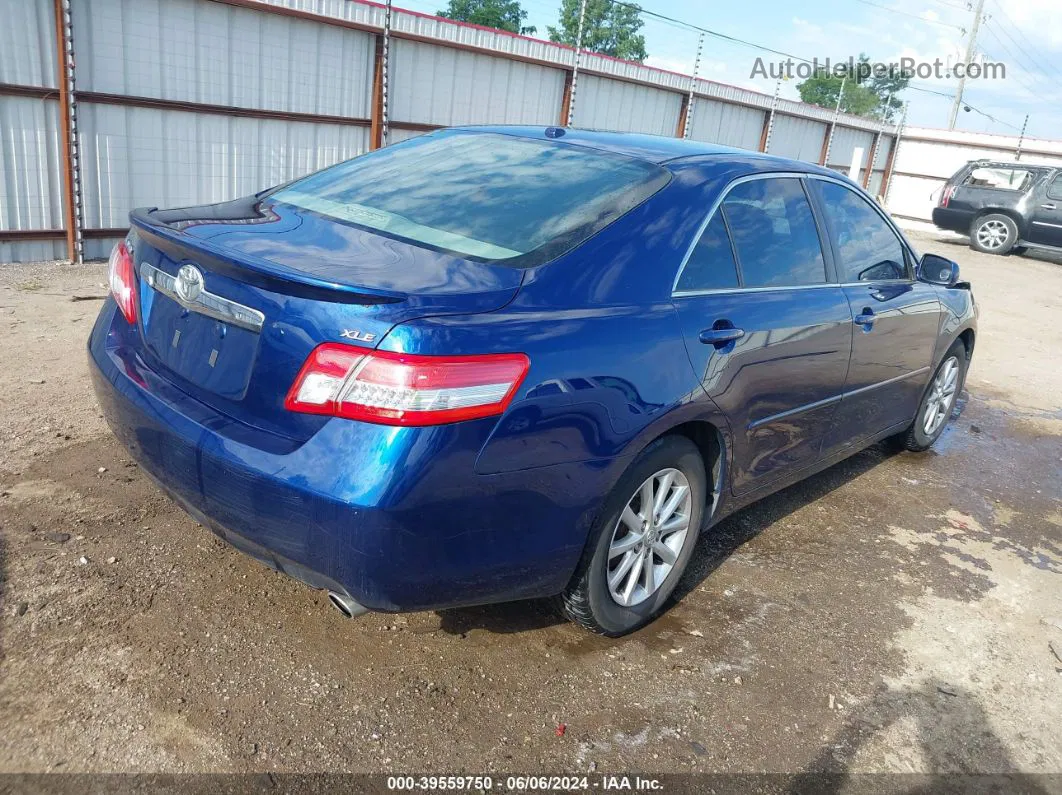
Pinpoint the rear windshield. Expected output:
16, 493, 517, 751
270, 130, 669, 265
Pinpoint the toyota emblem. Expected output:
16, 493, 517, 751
175, 264, 204, 304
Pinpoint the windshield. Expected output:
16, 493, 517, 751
271, 130, 669, 265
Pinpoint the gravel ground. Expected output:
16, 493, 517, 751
0, 231, 1059, 779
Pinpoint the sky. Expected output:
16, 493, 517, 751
397, 0, 1062, 140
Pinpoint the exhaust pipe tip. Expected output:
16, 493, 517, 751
327, 590, 369, 618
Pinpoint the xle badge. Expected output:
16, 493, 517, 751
340, 329, 377, 343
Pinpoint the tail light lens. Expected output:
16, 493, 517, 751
940, 185, 957, 207
285, 344, 530, 426
107, 239, 138, 324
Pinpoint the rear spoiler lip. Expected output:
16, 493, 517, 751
129, 207, 407, 306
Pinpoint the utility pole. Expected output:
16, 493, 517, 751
948, 0, 985, 130
1015, 114, 1029, 160
682, 33, 705, 139
566, 0, 587, 128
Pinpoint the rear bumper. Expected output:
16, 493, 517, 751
931, 207, 972, 234
89, 302, 619, 612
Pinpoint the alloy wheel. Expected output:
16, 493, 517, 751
923, 356, 960, 436
976, 219, 1009, 250
606, 468, 692, 607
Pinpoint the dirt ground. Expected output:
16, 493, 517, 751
0, 231, 1060, 780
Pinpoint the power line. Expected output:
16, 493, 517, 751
849, 0, 964, 31
979, 26, 1060, 100
926, 0, 972, 12
986, 5, 1062, 83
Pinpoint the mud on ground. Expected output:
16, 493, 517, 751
0, 232, 1059, 776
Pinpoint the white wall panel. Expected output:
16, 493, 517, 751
72, 0, 374, 118
0, 0, 57, 89
0, 96, 63, 231
768, 115, 827, 161
389, 39, 565, 127
688, 99, 763, 151
78, 103, 368, 228
386, 128, 428, 146
885, 173, 944, 221
827, 126, 875, 173
0, 239, 65, 263
575, 74, 681, 136
84, 235, 123, 261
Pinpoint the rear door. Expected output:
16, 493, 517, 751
672, 175, 853, 496
1028, 172, 1062, 247
808, 177, 943, 452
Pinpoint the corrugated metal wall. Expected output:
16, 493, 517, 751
73, 0, 374, 116
2, 0, 907, 263
826, 126, 876, 176
0, 0, 57, 88
78, 103, 367, 241
574, 75, 682, 137
687, 99, 763, 150
389, 39, 565, 131
768, 115, 828, 162
0, 0, 65, 262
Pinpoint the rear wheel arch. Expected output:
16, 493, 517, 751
660, 420, 726, 521
958, 328, 975, 360
973, 207, 1023, 231
623, 417, 729, 526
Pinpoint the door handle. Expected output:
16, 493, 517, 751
1042, 203, 1058, 210
699, 326, 745, 347
854, 308, 875, 326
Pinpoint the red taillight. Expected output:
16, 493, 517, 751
284, 344, 530, 426
108, 239, 138, 324
940, 185, 956, 208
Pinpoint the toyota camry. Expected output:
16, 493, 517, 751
89, 127, 976, 636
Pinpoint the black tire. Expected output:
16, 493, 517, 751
969, 213, 1018, 255
899, 341, 968, 452
560, 435, 706, 636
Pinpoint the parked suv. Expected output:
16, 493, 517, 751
932, 159, 1062, 256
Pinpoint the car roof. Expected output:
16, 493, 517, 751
967, 160, 1053, 170
450, 125, 838, 175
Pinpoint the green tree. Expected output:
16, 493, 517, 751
437, 0, 536, 35
797, 54, 911, 121
548, 0, 647, 62
866, 67, 910, 123
797, 72, 880, 117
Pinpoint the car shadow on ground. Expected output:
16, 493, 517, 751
671, 438, 901, 606
437, 427, 917, 637
788, 681, 1057, 794
927, 233, 1062, 266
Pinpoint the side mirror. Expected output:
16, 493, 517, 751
918, 253, 960, 287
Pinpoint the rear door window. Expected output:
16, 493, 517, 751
963, 166, 1033, 191
675, 213, 740, 292
1047, 174, 1062, 201
812, 180, 910, 282
721, 178, 827, 287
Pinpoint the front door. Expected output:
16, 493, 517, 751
673, 176, 853, 495
808, 178, 944, 452
1027, 173, 1062, 247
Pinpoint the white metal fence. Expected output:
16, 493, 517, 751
2, 0, 907, 263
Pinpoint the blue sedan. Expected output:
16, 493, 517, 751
89, 127, 977, 636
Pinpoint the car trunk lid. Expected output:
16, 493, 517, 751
126, 199, 523, 441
